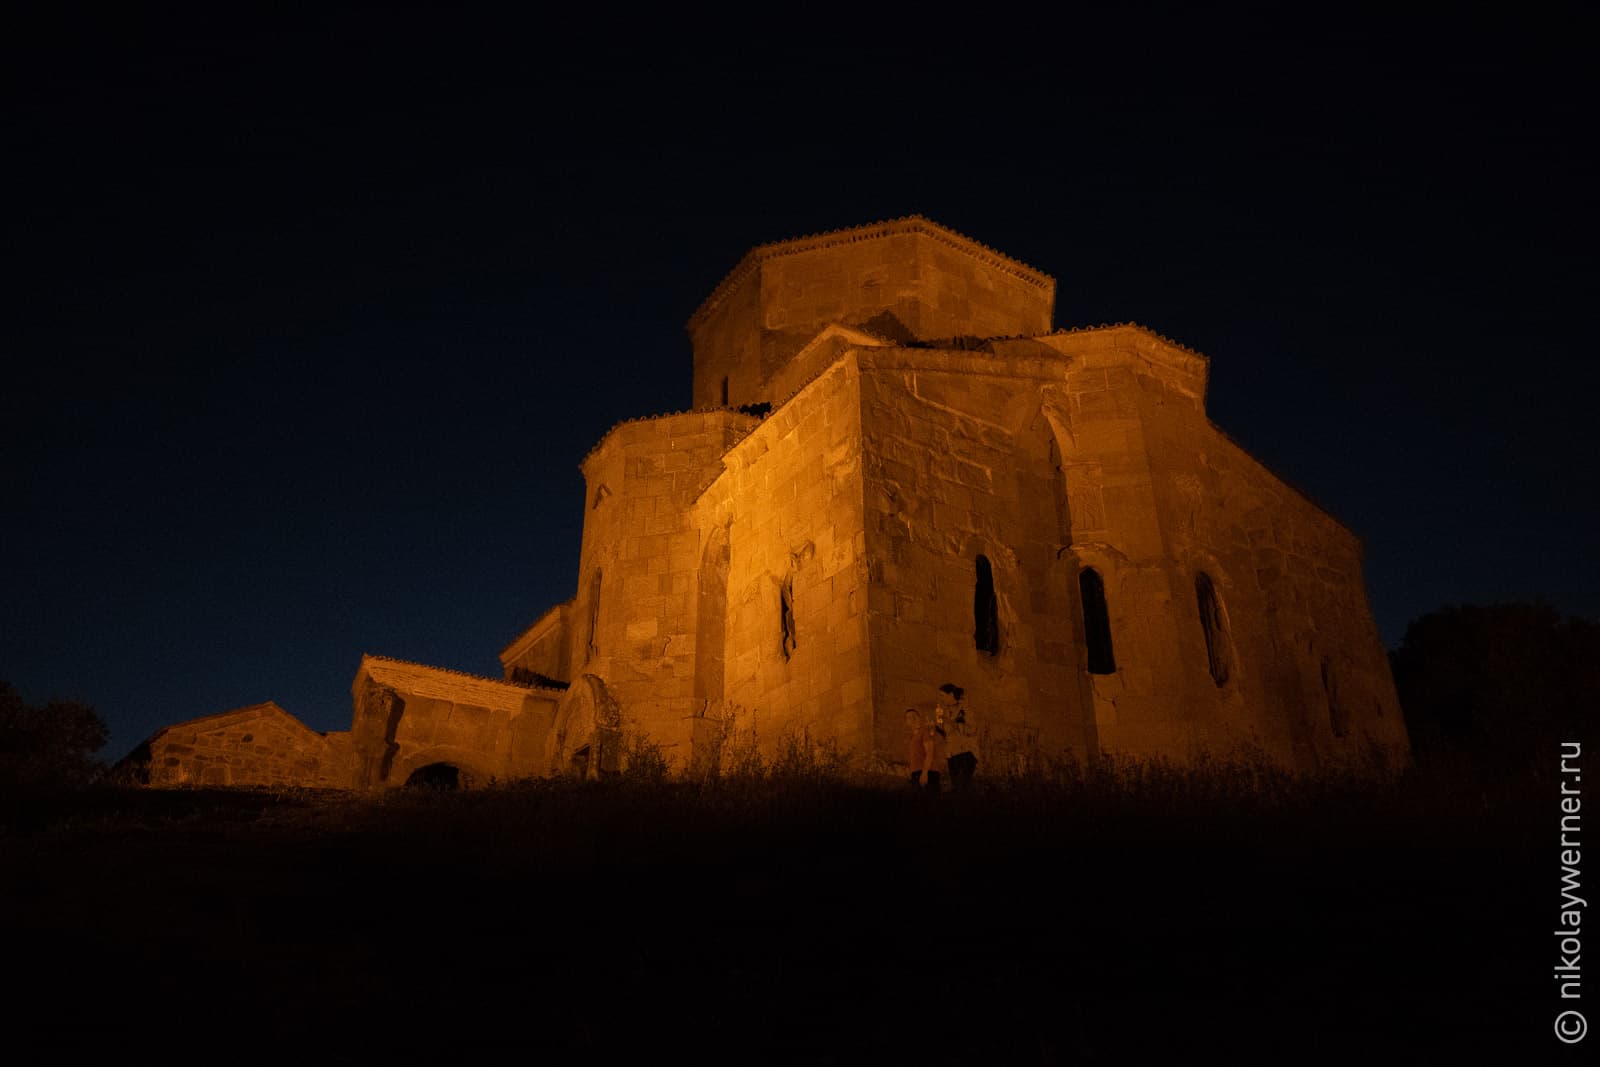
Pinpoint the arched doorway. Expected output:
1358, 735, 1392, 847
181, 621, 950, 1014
405, 762, 463, 790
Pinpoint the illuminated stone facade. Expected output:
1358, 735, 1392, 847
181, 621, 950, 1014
138, 702, 356, 788
140, 217, 1410, 786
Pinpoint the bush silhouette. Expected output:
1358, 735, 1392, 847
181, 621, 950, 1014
0, 681, 109, 788
1390, 603, 1600, 777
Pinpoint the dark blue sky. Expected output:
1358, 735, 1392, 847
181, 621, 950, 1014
7, 6, 1596, 760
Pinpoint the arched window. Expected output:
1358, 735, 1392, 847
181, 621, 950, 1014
1079, 568, 1116, 674
1195, 572, 1234, 687
974, 554, 1000, 655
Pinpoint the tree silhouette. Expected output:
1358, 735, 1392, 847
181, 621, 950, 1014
1390, 604, 1599, 775
0, 681, 109, 788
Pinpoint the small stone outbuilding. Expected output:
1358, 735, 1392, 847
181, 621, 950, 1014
135, 702, 355, 788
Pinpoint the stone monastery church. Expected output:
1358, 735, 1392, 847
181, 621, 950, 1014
137, 217, 1410, 788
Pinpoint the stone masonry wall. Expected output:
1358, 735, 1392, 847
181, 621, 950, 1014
1035, 325, 1408, 767
1138, 382, 1409, 768
690, 267, 764, 409
575, 410, 762, 765
350, 658, 560, 786
1032, 329, 1213, 761
754, 230, 1052, 378
697, 356, 873, 762
857, 346, 1098, 769
380, 692, 557, 786
500, 601, 572, 685
146, 704, 356, 788
689, 220, 1053, 410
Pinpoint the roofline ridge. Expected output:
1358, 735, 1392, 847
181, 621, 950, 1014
133, 700, 311, 747
685, 216, 1055, 332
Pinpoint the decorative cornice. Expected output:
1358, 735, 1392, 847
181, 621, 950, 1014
686, 215, 1056, 332
1048, 321, 1208, 362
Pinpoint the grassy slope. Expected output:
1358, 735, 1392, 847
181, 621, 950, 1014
0, 763, 1561, 1064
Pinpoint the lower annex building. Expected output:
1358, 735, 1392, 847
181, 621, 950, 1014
133, 216, 1410, 788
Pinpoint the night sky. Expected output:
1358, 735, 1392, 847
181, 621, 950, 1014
7, 7, 1596, 761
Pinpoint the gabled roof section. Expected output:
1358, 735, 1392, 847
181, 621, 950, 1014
687, 215, 1056, 331
145, 700, 323, 745
499, 598, 573, 663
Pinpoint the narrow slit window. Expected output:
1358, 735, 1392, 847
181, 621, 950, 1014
587, 569, 603, 659
1079, 568, 1116, 674
720, 376, 730, 407
1195, 572, 1233, 687
1322, 657, 1349, 738
974, 554, 999, 655
779, 575, 796, 661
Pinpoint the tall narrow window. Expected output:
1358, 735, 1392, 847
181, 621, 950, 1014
974, 554, 999, 655
1321, 657, 1349, 738
1195, 572, 1234, 687
720, 376, 730, 407
779, 575, 796, 661
1079, 568, 1116, 674
695, 532, 729, 701
586, 570, 603, 660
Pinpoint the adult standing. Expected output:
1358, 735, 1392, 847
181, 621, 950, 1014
939, 683, 978, 791
904, 708, 932, 788
926, 707, 948, 794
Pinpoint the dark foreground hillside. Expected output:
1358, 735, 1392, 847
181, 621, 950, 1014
0, 766, 1576, 1064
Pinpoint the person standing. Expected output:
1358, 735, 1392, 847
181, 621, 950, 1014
940, 683, 978, 791
927, 707, 948, 794
905, 708, 931, 788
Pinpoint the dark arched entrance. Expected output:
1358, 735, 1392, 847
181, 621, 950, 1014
405, 762, 463, 790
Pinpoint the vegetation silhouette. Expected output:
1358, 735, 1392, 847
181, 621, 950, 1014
1390, 602, 1599, 779
0, 680, 107, 789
